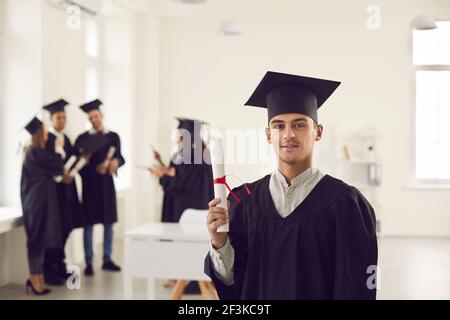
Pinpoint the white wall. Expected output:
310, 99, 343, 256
134, 13, 161, 224
157, 0, 450, 236
42, 2, 87, 136
2, 0, 43, 206
1, 0, 44, 285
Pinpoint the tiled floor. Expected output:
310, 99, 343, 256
0, 236, 448, 300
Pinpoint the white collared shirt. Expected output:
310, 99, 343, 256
48, 126, 66, 160
49, 126, 67, 183
88, 127, 109, 135
209, 167, 324, 285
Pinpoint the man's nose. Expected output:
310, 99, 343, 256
283, 125, 296, 138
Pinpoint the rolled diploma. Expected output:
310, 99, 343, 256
210, 139, 228, 233
54, 155, 77, 183
103, 146, 116, 167
69, 158, 87, 177
64, 155, 77, 171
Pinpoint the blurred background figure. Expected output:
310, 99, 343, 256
21, 117, 65, 295
75, 99, 126, 277
151, 118, 213, 223
150, 118, 213, 290
42, 99, 83, 286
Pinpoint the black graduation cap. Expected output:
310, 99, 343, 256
43, 99, 69, 115
176, 117, 208, 133
244, 71, 341, 123
24, 117, 43, 135
80, 99, 103, 113
76, 133, 109, 154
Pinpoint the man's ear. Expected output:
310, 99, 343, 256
265, 127, 271, 144
315, 124, 323, 141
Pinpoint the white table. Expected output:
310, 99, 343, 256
123, 222, 211, 299
0, 207, 22, 234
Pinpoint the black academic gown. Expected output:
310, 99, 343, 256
21, 147, 64, 254
46, 132, 83, 237
74, 131, 125, 226
159, 146, 214, 222
204, 174, 378, 300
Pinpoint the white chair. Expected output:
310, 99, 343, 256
178, 208, 208, 226
169, 209, 218, 300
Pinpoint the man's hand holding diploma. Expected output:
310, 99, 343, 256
207, 198, 230, 250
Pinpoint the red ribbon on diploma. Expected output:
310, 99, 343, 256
213, 175, 251, 203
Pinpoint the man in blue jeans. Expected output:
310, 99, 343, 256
75, 99, 126, 276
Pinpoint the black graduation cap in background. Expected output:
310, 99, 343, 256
80, 99, 103, 113
76, 133, 109, 155
24, 117, 43, 135
244, 71, 341, 123
176, 117, 208, 133
43, 99, 69, 115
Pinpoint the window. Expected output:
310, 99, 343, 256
85, 17, 101, 102
413, 21, 450, 183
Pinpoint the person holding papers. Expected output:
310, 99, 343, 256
151, 117, 214, 292
21, 116, 64, 295
74, 99, 125, 276
151, 118, 214, 223
41, 99, 83, 286
205, 71, 378, 300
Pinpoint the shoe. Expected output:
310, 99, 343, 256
102, 261, 121, 272
84, 264, 94, 276
26, 279, 51, 296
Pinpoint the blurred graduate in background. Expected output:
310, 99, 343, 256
150, 118, 214, 291
42, 99, 83, 286
74, 99, 126, 277
20, 116, 65, 295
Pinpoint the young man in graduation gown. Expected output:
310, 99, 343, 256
21, 117, 65, 295
74, 99, 125, 276
205, 71, 378, 300
42, 99, 83, 285
151, 118, 214, 223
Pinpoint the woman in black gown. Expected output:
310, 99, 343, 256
150, 118, 214, 291
20, 117, 65, 295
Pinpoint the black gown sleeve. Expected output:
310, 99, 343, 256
64, 135, 76, 160
111, 132, 125, 167
159, 162, 192, 192
332, 187, 378, 300
74, 134, 95, 177
73, 134, 84, 158
204, 186, 249, 300
27, 147, 64, 176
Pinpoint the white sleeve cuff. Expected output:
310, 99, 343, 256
209, 238, 235, 286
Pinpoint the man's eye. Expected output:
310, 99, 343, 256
273, 125, 284, 129
294, 124, 305, 129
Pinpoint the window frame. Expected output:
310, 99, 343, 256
412, 20, 450, 186
85, 15, 103, 102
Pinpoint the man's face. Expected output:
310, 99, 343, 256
88, 110, 103, 130
265, 113, 323, 165
51, 111, 66, 131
